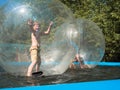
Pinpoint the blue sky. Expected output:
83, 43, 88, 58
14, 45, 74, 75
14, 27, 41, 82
0, 0, 8, 6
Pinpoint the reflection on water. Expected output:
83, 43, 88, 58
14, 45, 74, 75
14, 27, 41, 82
0, 66, 120, 89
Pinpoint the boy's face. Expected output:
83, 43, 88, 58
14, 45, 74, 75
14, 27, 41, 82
33, 24, 40, 31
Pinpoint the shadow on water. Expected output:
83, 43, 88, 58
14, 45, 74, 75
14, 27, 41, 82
0, 66, 120, 89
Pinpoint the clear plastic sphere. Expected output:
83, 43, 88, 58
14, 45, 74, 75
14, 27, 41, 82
72, 19, 105, 68
55, 19, 105, 68
0, 0, 75, 76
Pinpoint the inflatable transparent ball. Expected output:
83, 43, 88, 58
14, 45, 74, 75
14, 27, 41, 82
55, 19, 105, 68
71, 19, 105, 68
0, 0, 75, 76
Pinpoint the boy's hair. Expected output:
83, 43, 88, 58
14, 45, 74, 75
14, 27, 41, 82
33, 21, 40, 26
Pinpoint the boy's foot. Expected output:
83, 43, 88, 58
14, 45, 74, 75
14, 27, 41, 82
80, 64, 90, 69
27, 74, 32, 77
69, 64, 76, 69
27, 72, 32, 77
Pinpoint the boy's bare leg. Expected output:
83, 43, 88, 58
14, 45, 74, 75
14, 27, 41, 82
79, 60, 89, 69
35, 58, 41, 72
36, 61, 40, 72
80, 64, 89, 69
69, 63, 76, 69
27, 60, 37, 76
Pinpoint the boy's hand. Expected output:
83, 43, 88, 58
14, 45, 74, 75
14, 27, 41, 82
49, 21, 53, 26
28, 19, 33, 26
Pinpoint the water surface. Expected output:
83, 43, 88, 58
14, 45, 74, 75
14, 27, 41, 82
0, 66, 120, 89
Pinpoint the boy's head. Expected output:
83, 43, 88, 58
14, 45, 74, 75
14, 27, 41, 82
33, 21, 40, 31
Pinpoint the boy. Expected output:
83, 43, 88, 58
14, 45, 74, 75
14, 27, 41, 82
69, 54, 90, 69
27, 19, 53, 76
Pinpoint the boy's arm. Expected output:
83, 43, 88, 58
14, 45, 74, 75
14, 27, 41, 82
44, 21, 53, 34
